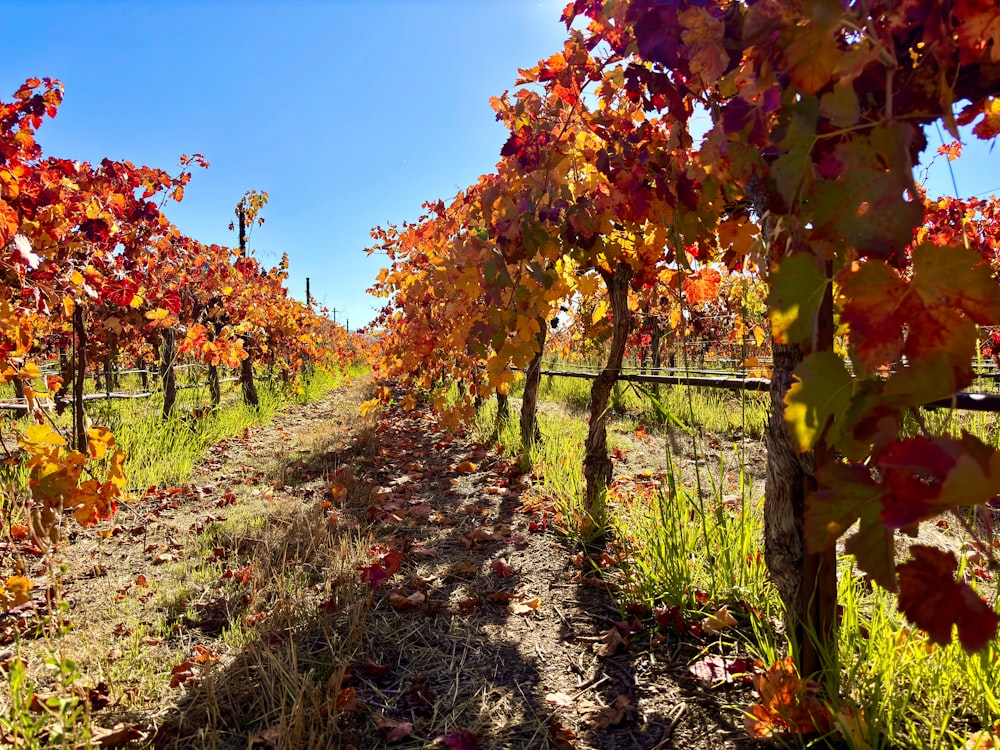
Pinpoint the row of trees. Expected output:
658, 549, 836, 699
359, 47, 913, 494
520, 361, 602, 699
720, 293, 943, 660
366, 0, 1000, 687
0, 78, 355, 546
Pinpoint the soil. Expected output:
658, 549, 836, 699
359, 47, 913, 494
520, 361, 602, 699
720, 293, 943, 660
0, 376, 790, 749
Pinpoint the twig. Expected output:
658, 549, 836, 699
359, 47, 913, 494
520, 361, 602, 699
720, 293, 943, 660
651, 703, 687, 750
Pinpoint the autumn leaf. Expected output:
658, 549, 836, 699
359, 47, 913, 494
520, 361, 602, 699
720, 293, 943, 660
490, 557, 514, 577
455, 460, 478, 473
700, 605, 737, 635
373, 714, 414, 743
19, 423, 67, 448
0, 575, 32, 611
388, 590, 426, 610
587, 694, 634, 728
508, 596, 541, 616
744, 656, 832, 737
433, 729, 481, 749
545, 691, 575, 707
593, 625, 628, 656
896, 545, 1000, 653
88, 722, 147, 748
688, 655, 750, 684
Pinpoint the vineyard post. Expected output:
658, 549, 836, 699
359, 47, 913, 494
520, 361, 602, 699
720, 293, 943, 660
519, 317, 548, 461
136, 355, 148, 392
582, 262, 633, 533
72, 305, 87, 454
160, 327, 177, 418
102, 352, 113, 396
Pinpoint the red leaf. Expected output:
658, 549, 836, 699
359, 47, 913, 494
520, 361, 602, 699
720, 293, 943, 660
434, 729, 481, 749
373, 714, 414, 743
490, 557, 514, 577
688, 655, 749, 683
897, 545, 1000, 653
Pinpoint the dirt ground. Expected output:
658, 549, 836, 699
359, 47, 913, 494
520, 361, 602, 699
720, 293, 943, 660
1, 377, 786, 749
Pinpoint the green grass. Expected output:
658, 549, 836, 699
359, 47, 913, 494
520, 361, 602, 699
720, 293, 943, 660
474, 375, 1000, 750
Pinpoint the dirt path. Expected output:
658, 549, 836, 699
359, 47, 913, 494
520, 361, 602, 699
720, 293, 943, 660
3, 377, 771, 750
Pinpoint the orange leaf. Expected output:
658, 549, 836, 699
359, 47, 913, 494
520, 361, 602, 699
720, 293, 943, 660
1, 575, 32, 611
508, 596, 541, 616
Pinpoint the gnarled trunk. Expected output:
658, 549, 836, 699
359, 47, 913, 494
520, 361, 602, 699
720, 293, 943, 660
160, 327, 177, 418
583, 263, 632, 528
519, 318, 547, 459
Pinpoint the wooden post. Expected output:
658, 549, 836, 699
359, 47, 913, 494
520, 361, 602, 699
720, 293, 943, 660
102, 352, 113, 396
73, 305, 88, 453
137, 355, 148, 391
160, 328, 177, 418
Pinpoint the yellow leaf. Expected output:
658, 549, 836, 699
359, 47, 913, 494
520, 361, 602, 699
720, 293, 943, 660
87, 425, 116, 460
18, 362, 41, 380
19, 423, 67, 448
508, 596, 542, 616
455, 461, 478, 474
145, 308, 170, 321
359, 398, 381, 418
70, 269, 84, 285
0, 576, 32, 611
591, 300, 608, 325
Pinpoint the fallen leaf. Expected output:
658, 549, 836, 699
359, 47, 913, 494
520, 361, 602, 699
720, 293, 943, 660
744, 656, 833, 737
388, 591, 426, 610
373, 714, 414, 743
545, 691, 575, 707
834, 706, 872, 750
455, 460, 478, 474
687, 655, 749, 683
549, 719, 579, 749
253, 725, 283, 748
433, 729, 481, 749
508, 596, 542, 616
0, 576, 32, 611
169, 660, 197, 688
587, 694, 633, 728
490, 558, 514, 577
89, 722, 147, 748
593, 626, 627, 657
701, 605, 737, 635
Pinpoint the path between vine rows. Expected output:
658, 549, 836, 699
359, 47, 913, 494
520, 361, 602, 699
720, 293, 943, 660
6, 375, 774, 750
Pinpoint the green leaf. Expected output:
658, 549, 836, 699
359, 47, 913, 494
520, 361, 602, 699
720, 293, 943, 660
783, 351, 852, 453
768, 253, 828, 346
819, 84, 859, 127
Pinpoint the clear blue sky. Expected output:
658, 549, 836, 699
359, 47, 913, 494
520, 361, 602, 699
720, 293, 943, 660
2, 1, 997, 329
1, 0, 569, 329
